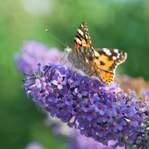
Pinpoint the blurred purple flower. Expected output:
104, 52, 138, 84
45, 114, 123, 149
141, 89, 149, 101
15, 41, 64, 73
23, 64, 148, 147
44, 114, 72, 137
25, 142, 44, 149
68, 131, 124, 149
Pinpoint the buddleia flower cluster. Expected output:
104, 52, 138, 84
15, 41, 65, 73
16, 41, 149, 148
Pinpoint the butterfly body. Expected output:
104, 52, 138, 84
67, 47, 93, 75
66, 22, 127, 84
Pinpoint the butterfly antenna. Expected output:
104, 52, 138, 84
45, 27, 72, 66
45, 28, 67, 49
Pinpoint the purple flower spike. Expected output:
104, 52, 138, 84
15, 41, 64, 73
24, 64, 148, 148
68, 131, 124, 149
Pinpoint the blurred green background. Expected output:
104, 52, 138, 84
0, 0, 149, 148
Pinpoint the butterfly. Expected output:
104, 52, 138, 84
66, 22, 127, 84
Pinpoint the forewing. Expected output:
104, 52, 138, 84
74, 22, 92, 49
95, 48, 127, 72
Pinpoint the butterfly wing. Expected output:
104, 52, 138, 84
93, 48, 127, 84
96, 48, 127, 72
74, 22, 92, 49
66, 22, 95, 73
71, 22, 95, 67
99, 70, 114, 84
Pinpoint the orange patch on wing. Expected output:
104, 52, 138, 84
93, 55, 114, 71
74, 39, 91, 49
99, 69, 114, 84
81, 39, 91, 48
74, 42, 80, 49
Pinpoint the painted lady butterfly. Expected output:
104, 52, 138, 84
66, 22, 127, 84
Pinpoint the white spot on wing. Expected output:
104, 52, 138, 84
85, 34, 89, 39
117, 54, 120, 58
114, 49, 119, 53
80, 24, 84, 28
112, 56, 117, 60
77, 29, 84, 36
75, 37, 81, 44
102, 48, 112, 56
